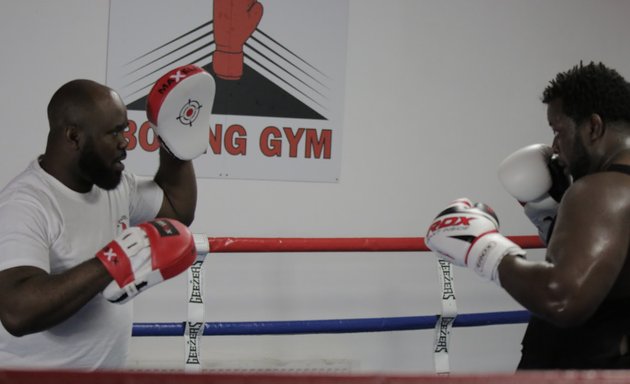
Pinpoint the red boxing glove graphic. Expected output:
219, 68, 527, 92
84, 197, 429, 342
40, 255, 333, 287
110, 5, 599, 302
212, 0, 264, 80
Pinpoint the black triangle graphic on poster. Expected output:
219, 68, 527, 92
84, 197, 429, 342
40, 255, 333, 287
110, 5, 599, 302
126, 63, 326, 120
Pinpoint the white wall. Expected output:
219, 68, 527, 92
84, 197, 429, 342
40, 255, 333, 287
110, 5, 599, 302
2, 0, 630, 374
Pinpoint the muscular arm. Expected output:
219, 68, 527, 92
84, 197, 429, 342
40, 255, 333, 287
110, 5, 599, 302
499, 173, 630, 327
0, 260, 112, 336
154, 148, 197, 225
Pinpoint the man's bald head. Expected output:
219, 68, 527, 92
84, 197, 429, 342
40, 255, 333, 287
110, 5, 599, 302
47, 79, 119, 134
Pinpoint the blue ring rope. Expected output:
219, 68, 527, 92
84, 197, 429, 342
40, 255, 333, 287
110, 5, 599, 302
132, 310, 530, 336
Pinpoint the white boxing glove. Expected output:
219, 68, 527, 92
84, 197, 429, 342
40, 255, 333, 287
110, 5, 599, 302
425, 198, 525, 285
146, 64, 216, 160
498, 144, 571, 244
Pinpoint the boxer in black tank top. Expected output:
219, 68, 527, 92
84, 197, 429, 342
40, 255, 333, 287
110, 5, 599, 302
518, 164, 630, 369
493, 62, 630, 370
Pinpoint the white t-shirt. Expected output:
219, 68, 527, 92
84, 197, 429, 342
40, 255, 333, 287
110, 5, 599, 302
0, 158, 163, 370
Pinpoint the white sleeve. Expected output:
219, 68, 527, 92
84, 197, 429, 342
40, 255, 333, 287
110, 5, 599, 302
0, 201, 51, 272
125, 173, 164, 226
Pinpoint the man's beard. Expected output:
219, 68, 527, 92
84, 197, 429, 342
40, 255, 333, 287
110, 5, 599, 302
78, 141, 122, 190
569, 135, 590, 181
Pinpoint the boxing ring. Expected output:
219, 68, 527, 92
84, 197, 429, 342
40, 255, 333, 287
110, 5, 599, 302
135, 235, 541, 375
134, 236, 539, 334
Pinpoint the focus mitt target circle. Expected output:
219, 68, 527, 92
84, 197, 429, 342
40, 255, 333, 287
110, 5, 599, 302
146, 64, 216, 160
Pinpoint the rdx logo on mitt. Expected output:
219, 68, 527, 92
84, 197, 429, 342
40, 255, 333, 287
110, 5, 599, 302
428, 216, 477, 233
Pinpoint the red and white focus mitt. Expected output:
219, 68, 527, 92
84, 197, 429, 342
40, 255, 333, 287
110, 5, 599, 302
146, 64, 216, 160
96, 218, 197, 304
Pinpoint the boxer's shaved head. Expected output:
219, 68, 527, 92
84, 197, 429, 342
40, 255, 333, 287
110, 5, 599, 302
47, 79, 114, 135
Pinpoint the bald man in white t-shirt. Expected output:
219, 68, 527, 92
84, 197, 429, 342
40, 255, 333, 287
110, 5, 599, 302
0, 79, 199, 369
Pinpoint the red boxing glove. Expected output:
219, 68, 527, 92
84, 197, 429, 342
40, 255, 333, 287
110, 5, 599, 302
96, 218, 197, 304
212, 0, 263, 80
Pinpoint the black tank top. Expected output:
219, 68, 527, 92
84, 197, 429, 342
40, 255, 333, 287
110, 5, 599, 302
607, 164, 630, 175
543, 164, 630, 244
518, 164, 630, 370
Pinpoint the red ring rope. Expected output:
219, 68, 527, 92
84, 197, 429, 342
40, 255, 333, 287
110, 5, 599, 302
206, 235, 544, 253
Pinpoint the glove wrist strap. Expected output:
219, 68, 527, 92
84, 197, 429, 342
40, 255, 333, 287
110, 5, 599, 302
96, 241, 132, 287
524, 195, 558, 245
467, 233, 525, 285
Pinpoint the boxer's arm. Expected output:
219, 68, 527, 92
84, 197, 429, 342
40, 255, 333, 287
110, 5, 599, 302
0, 260, 112, 336
0, 218, 196, 334
154, 148, 197, 226
498, 174, 630, 327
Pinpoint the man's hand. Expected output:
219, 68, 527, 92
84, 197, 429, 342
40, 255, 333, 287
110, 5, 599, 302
498, 143, 571, 244
96, 218, 197, 304
425, 198, 525, 285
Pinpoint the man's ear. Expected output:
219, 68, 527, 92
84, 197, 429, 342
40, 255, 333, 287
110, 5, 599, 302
588, 113, 605, 142
65, 124, 82, 150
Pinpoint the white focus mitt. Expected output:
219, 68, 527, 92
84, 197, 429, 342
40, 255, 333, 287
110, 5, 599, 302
146, 64, 216, 160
